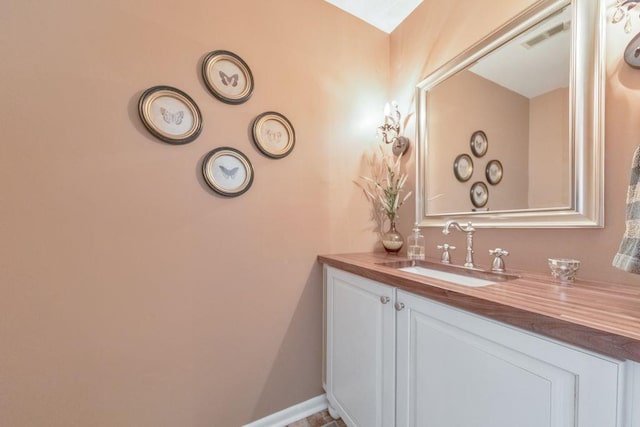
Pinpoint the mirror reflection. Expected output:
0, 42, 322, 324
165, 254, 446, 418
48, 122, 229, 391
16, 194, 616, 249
425, 5, 572, 215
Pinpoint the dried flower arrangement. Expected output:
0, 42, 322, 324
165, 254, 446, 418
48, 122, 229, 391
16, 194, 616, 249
356, 145, 412, 235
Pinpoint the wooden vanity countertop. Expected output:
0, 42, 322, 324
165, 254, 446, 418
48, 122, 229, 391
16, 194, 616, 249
318, 252, 640, 362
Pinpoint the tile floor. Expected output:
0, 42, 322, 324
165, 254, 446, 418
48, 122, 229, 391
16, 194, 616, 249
286, 409, 347, 427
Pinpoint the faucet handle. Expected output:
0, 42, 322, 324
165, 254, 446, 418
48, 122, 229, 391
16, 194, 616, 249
437, 243, 456, 264
489, 248, 509, 272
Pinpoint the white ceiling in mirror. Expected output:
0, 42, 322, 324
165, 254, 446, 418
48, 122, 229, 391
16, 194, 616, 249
323, 0, 423, 33
469, 5, 571, 98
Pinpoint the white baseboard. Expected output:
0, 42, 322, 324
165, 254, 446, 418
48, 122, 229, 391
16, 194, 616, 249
243, 394, 328, 427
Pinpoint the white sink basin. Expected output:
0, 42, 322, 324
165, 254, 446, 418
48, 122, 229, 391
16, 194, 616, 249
399, 266, 496, 287
376, 260, 519, 287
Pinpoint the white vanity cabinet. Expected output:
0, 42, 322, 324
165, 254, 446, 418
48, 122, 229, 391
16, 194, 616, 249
324, 266, 396, 427
396, 289, 627, 427
324, 265, 638, 427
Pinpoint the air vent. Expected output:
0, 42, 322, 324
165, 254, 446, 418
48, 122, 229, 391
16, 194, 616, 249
522, 21, 570, 49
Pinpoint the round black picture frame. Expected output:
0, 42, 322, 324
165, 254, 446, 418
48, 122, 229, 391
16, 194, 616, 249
202, 147, 254, 197
202, 50, 254, 105
470, 130, 488, 158
485, 160, 503, 185
470, 181, 489, 208
251, 111, 296, 159
453, 154, 474, 182
138, 85, 203, 145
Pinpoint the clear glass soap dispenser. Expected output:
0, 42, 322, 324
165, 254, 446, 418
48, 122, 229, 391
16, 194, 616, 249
407, 223, 425, 260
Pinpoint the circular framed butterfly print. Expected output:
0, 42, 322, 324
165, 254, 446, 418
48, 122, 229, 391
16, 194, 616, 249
202, 50, 254, 104
453, 154, 473, 182
251, 112, 295, 159
470, 130, 488, 157
485, 159, 503, 185
202, 147, 254, 197
470, 181, 489, 208
138, 85, 202, 144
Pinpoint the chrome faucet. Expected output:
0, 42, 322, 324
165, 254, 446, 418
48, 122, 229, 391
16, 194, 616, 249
442, 220, 476, 268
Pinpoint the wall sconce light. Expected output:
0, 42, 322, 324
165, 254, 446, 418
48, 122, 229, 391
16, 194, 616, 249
377, 101, 410, 156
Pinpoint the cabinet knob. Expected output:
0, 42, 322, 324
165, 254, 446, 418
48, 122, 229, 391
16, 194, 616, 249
380, 296, 390, 304
394, 302, 405, 311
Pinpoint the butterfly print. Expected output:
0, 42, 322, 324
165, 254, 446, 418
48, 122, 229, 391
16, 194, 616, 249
219, 165, 239, 179
160, 107, 184, 125
265, 129, 283, 142
219, 71, 239, 87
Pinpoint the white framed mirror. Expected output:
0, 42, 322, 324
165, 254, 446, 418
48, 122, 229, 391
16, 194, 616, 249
415, 0, 604, 228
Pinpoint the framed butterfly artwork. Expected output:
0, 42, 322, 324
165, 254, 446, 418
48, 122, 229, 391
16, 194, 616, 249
202, 50, 254, 104
251, 111, 295, 159
202, 147, 254, 197
470, 181, 489, 208
138, 85, 202, 144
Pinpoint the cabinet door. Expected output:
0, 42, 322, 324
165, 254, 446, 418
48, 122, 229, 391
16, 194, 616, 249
325, 266, 395, 427
633, 362, 640, 427
396, 290, 625, 427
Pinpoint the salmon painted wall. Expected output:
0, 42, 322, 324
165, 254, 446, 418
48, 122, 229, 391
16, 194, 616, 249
0, 0, 387, 425
4, 0, 639, 425
391, 0, 640, 286
529, 88, 570, 208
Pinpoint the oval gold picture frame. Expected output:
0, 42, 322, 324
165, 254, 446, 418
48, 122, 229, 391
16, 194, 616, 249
202, 147, 254, 197
138, 85, 202, 144
251, 111, 295, 159
202, 50, 254, 104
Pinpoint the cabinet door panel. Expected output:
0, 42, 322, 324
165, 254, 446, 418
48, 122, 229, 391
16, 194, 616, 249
326, 267, 395, 427
396, 290, 623, 427
404, 309, 574, 426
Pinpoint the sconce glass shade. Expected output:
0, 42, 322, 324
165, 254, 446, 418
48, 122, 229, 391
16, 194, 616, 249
378, 101, 410, 155
612, 0, 640, 33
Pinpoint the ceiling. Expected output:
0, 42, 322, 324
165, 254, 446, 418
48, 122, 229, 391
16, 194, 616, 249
323, 0, 568, 98
323, 0, 423, 33
469, 5, 571, 98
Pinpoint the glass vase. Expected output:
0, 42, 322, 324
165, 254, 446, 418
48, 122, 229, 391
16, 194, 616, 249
381, 221, 404, 253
